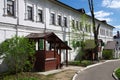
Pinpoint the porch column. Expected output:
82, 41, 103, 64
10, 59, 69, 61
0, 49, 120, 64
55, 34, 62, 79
66, 49, 68, 67
54, 43, 56, 58
44, 39, 46, 59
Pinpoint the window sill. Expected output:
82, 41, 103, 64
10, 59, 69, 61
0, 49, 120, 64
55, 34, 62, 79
3, 14, 16, 19
36, 21, 44, 23
24, 19, 34, 22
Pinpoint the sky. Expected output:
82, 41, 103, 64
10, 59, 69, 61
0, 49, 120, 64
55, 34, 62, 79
59, 0, 120, 35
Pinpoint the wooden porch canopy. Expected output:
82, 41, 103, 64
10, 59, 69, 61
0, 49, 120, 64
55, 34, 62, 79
26, 32, 71, 68
26, 32, 71, 50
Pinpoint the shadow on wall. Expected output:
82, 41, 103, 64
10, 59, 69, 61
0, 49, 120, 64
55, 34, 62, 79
0, 60, 8, 73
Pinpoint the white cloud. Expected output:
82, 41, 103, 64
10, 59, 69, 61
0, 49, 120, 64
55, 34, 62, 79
88, 10, 113, 22
102, 0, 120, 9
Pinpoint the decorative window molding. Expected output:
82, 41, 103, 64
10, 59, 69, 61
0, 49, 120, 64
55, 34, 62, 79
3, 0, 16, 17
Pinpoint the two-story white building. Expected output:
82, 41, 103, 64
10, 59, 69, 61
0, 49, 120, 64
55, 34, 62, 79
0, 0, 114, 62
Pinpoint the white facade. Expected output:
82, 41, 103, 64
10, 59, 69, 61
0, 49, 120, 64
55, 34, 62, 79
0, 0, 114, 62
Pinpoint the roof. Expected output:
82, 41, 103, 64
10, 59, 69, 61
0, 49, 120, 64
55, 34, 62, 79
26, 32, 72, 50
104, 41, 116, 50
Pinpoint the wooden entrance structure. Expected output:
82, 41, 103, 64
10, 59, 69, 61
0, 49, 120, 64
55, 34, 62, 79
26, 32, 71, 71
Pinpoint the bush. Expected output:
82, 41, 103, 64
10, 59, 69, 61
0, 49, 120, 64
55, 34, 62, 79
102, 49, 113, 60
68, 61, 81, 66
115, 68, 120, 79
68, 60, 92, 67
81, 60, 92, 67
0, 36, 35, 73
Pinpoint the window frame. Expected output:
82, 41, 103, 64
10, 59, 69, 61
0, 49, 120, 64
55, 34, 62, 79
50, 13, 55, 25
37, 9, 43, 22
63, 17, 67, 27
27, 6, 33, 20
7, 0, 15, 16
57, 15, 62, 26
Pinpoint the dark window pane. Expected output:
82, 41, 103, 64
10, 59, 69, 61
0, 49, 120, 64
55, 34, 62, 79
38, 9, 43, 22
27, 6, 33, 20
58, 15, 61, 26
7, 0, 14, 16
63, 17, 67, 27
50, 13, 55, 25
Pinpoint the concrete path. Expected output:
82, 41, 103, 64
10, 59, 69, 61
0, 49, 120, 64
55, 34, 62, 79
75, 59, 120, 80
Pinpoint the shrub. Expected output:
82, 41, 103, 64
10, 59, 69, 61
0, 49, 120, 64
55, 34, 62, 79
81, 60, 92, 67
68, 61, 81, 66
0, 36, 35, 73
68, 60, 92, 67
115, 68, 120, 79
102, 49, 113, 60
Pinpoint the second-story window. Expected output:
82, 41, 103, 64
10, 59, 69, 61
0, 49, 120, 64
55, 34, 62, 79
57, 15, 61, 26
7, 0, 14, 16
50, 13, 55, 25
27, 6, 33, 20
63, 17, 67, 27
38, 9, 43, 22
76, 21, 79, 29
72, 19, 75, 28
80, 22, 83, 31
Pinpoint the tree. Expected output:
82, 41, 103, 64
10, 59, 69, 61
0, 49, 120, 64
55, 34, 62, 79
88, 0, 100, 60
71, 14, 88, 62
0, 36, 35, 74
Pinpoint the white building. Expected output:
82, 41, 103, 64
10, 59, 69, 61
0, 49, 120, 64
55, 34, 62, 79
0, 0, 114, 62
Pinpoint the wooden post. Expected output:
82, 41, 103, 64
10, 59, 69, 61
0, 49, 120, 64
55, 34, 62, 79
44, 39, 46, 59
66, 49, 68, 67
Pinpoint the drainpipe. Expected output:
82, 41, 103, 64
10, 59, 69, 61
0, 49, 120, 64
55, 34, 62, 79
16, 0, 19, 36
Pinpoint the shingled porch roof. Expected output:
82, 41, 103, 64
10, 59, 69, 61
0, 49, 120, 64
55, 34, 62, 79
26, 32, 72, 50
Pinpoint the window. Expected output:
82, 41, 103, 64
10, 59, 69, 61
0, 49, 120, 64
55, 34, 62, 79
85, 24, 88, 32
57, 15, 61, 26
37, 9, 43, 22
27, 6, 33, 20
88, 25, 91, 32
100, 28, 105, 35
80, 22, 83, 31
72, 19, 75, 28
63, 17, 67, 27
50, 13, 55, 25
7, 0, 14, 16
76, 21, 79, 29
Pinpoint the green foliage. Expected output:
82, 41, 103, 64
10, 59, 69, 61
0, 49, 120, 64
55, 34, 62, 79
102, 49, 113, 60
68, 61, 81, 66
84, 39, 95, 50
0, 36, 35, 73
81, 60, 92, 67
115, 68, 120, 79
68, 60, 92, 67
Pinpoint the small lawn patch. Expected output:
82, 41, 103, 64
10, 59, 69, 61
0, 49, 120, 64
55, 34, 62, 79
115, 68, 120, 79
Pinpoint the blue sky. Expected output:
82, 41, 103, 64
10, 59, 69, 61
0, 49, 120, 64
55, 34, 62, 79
59, 0, 120, 35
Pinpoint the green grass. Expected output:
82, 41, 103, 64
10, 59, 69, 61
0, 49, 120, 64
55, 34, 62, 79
115, 68, 120, 79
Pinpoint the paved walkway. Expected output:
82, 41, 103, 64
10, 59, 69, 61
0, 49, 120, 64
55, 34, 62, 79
37, 66, 84, 75
75, 59, 120, 80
